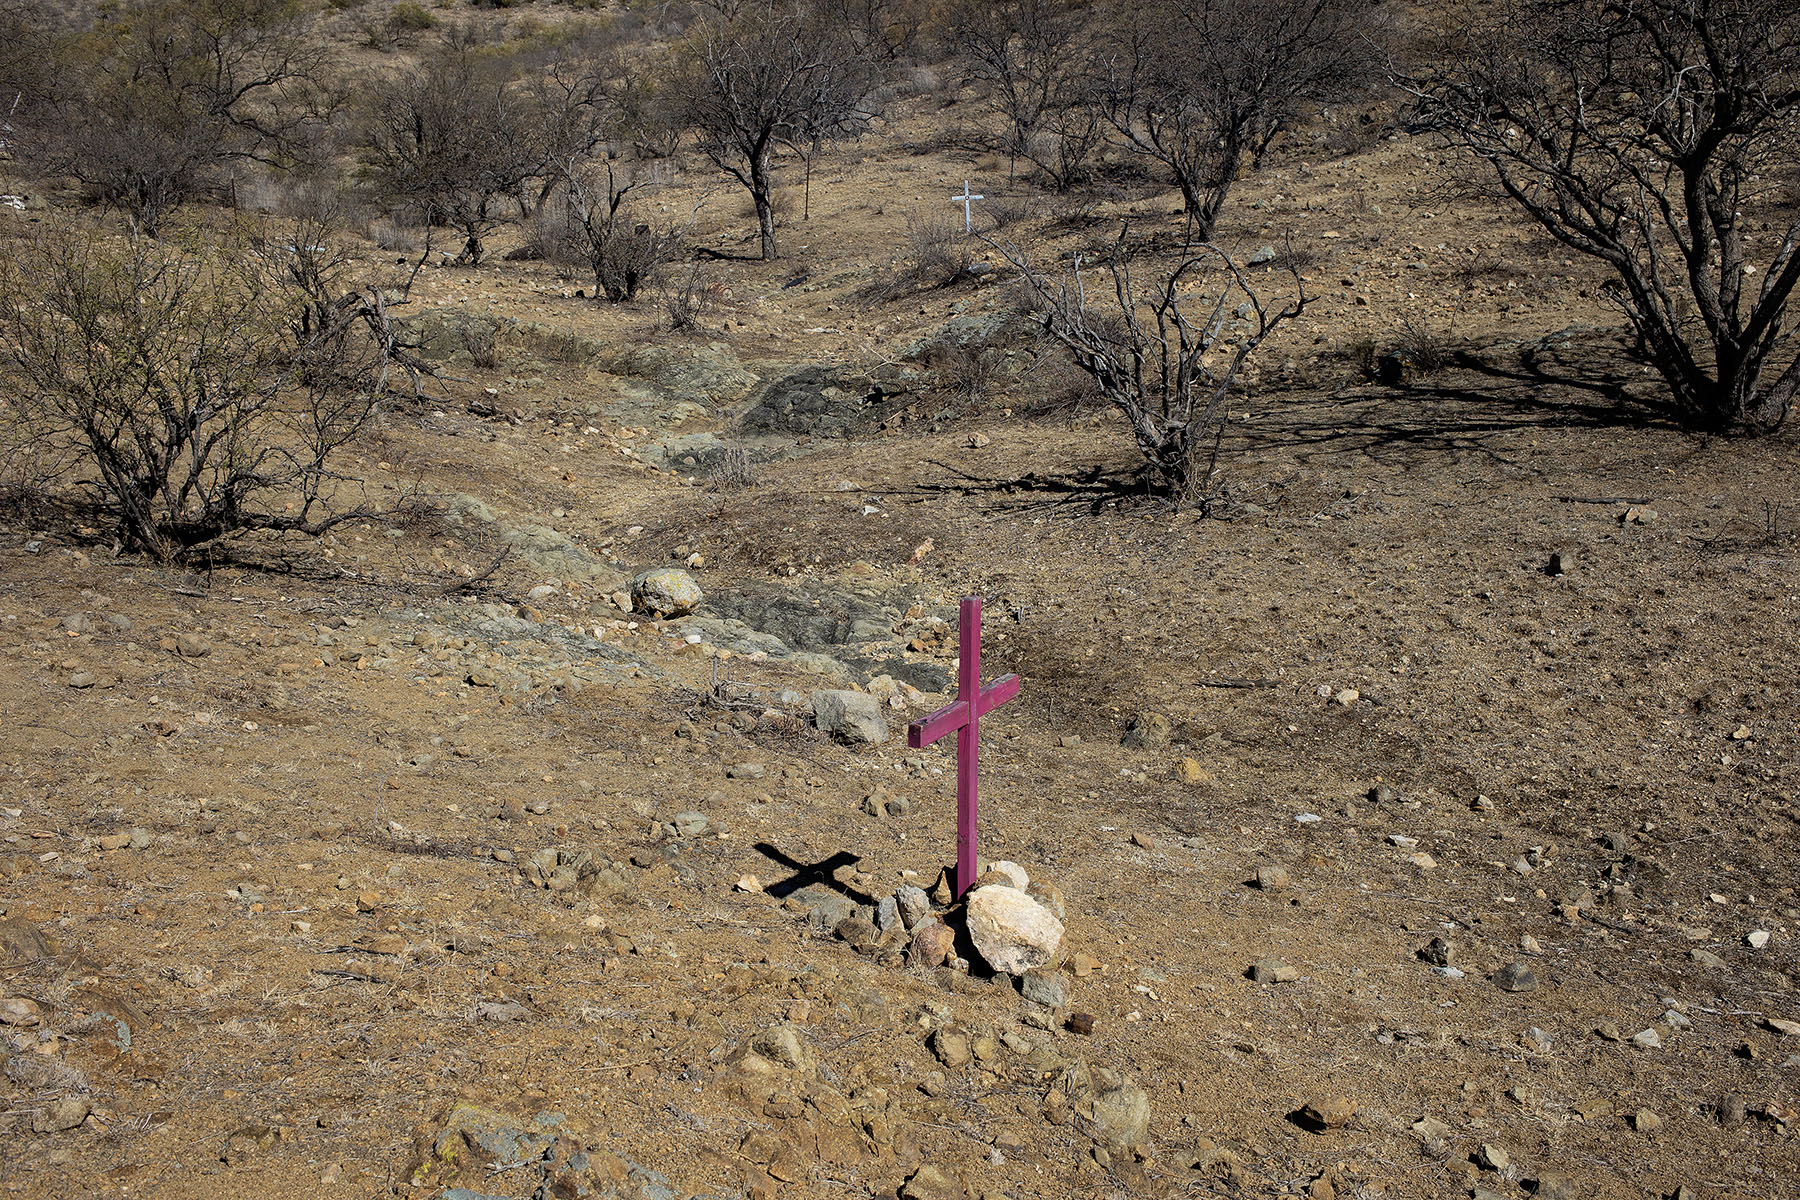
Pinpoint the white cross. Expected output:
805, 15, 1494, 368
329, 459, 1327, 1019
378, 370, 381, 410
950, 180, 984, 233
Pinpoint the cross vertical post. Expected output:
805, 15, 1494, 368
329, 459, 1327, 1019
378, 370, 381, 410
950, 180, 984, 234
908, 596, 1020, 899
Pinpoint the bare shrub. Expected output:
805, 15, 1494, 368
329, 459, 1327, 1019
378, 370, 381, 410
551, 162, 686, 302
19, 0, 335, 235
927, 343, 1001, 407
901, 215, 975, 288
1388, 313, 1459, 379
1098, 0, 1381, 238
658, 261, 716, 331
949, 0, 1102, 191
995, 227, 1310, 508
362, 38, 542, 264
1404, 0, 1800, 432
462, 324, 502, 369
706, 446, 760, 488
983, 194, 1038, 231
0, 216, 420, 560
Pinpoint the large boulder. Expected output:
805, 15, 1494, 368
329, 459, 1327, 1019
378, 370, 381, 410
632, 569, 703, 618
739, 364, 923, 439
811, 689, 890, 744
966, 884, 1063, 975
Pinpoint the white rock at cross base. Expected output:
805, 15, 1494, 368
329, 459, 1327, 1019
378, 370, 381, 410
966, 884, 1063, 975
983, 860, 1029, 889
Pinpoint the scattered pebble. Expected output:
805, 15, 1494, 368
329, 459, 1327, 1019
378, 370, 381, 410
1494, 962, 1538, 992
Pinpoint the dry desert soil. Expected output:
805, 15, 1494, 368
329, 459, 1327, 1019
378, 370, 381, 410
2, 9, 1799, 1200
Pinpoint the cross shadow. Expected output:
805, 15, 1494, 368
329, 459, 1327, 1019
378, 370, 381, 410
753, 842, 875, 905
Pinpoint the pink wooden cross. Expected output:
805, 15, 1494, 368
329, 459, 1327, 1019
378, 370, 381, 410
908, 596, 1020, 899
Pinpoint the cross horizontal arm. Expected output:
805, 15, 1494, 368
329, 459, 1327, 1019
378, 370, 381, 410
976, 673, 1019, 716
907, 698, 969, 749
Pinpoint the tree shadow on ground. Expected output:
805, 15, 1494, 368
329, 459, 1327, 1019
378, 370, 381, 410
1237, 336, 1695, 471
896, 457, 1169, 517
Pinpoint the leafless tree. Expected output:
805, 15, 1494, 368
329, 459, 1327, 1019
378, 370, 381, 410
362, 39, 541, 265
21, 0, 335, 235
551, 160, 687, 302
949, 0, 1101, 190
810, 0, 929, 62
675, 1, 881, 259
1097, 0, 1378, 237
1405, 0, 1800, 434
996, 228, 1309, 508
0, 217, 419, 560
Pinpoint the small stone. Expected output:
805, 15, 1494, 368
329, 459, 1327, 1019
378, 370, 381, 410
984, 860, 1029, 889
1418, 937, 1454, 967
1121, 711, 1171, 749
1715, 1093, 1747, 1126
1520, 934, 1542, 954
32, 1096, 90, 1133
1066, 1011, 1095, 1036
1332, 688, 1359, 706
1690, 947, 1728, 970
725, 762, 765, 780
835, 912, 880, 953
1248, 958, 1299, 984
128, 827, 151, 850
68, 671, 97, 689
1254, 864, 1290, 891
355, 890, 381, 913
671, 811, 709, 838
1475, 1142, 1510, 1171
1021, 969, 1069, 1008
895, 885, 932, 929
1084, 1077, 1152, 1147
1747, 930, 1771, 950
1470, 795, 1495, 812
908, 919, 955, 968
1494, 962, 1538, 992
1298, 1097, 1356, 1130
1130, 832, 1158, 850
1175, 757, 1213, 786
175, 631, 210, 658
751, 1022, 811, 1071
930, 1026, 971, 1068
1409, 852, 1436, 870
631, 568, 702, 617
1631, 1027, 1662, 1049
97, 831, 131, 851
1632, 1108, 1662, 1133
1412, 1116, 1452, 1143
0, 997, 42, 1026
1547, 550, 1572, 575
1594, 1022, 1623, 1041
810, 689, 889, 744
1763, 1017, 1800, 1037
875, 895, 900, 933
901, 1164, 964, 1200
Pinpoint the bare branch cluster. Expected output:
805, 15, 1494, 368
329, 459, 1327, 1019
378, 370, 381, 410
1404, 0, 1800, 433
674, 2, 883, 259
0, 217, 423, 560
996, 228, 1309, 507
